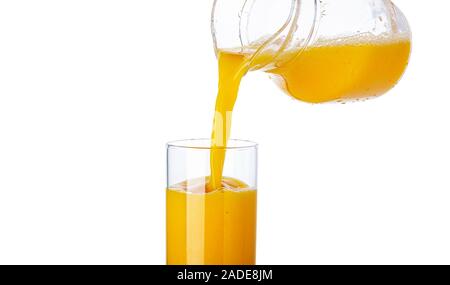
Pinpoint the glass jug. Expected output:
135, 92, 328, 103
211, 0, 412, 103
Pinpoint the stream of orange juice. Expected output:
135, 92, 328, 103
209, 52, 251, 190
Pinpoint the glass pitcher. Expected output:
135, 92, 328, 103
211, 0, 412, 103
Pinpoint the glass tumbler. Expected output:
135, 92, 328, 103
166, 139, 258, 265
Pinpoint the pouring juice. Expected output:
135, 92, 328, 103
167, 0, 412, 265
210, 34, 411, 187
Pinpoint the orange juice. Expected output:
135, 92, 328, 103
166, 177, 257, 265
209, 53, 250, 190
269, 36, 412, 103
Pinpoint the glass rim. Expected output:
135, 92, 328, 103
167, 138, 258, 150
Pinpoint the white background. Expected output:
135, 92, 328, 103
0, 1, 449, 265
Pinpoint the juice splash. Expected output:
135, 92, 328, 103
166, 177, 257, 265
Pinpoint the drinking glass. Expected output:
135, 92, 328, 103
166, 139, 258, 265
